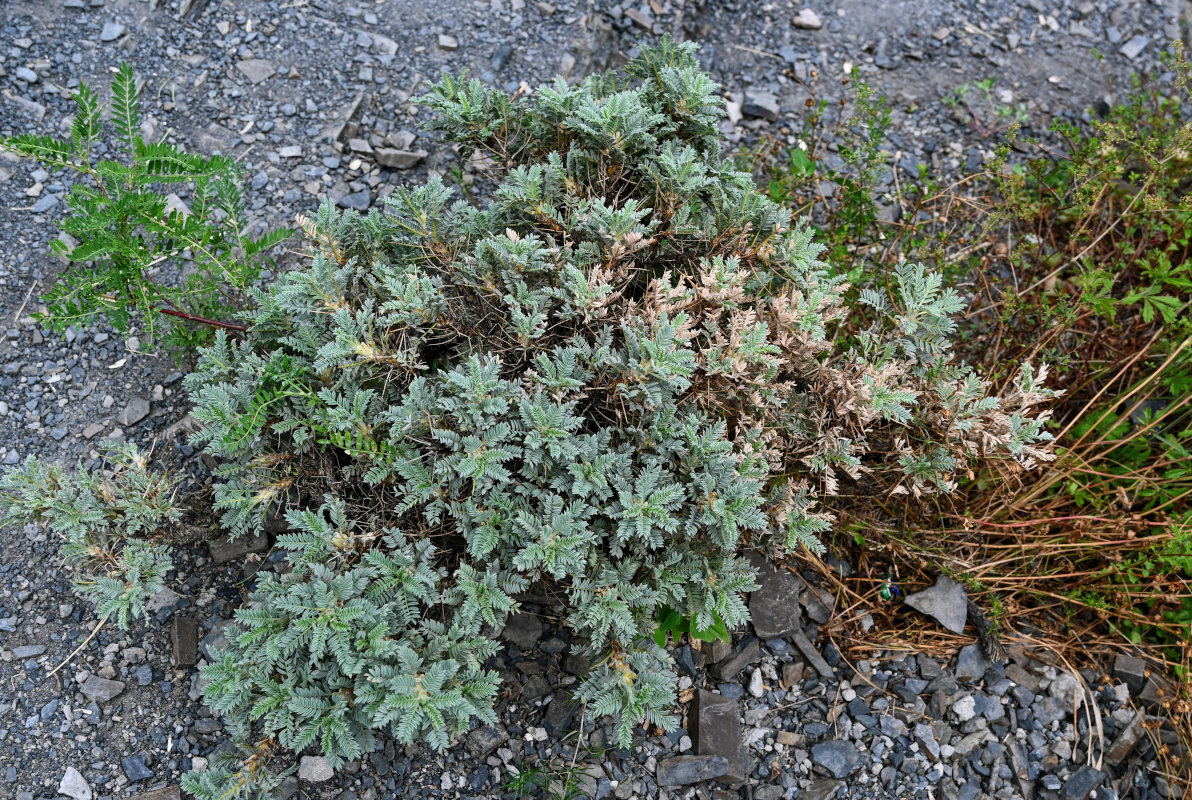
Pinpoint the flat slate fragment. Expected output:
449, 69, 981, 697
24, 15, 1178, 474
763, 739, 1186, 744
747, 552, 803, 639
374, 148, 427, 169
209, 532, 270, 565
80, 675, 125, 703
236, 58, 276, 84
655, 755, 729, 786
1063, 765, 1106, 800
791, 628, 833, 679
128, 788, 180, 800
691, 689, 748, 788
811, 740, 861, 779
903, 575, 968, 634
117, 397, 150, 426
59, 767, 92, 800
171, 616, 199, 667
715, 636, 759, 681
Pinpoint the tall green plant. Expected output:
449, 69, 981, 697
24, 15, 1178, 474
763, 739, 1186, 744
1, 63, 292, 357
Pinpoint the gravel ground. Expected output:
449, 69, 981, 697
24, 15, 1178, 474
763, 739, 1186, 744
0, 0, 1185, 798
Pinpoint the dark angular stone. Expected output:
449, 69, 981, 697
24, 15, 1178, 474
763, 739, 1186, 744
465, 724, 507, 757
80, 675, 125, 703
1063, 766, 1106, 800
913, 723, 940, 759
521, 674, 550, 700
742, 90, 780, 121
208, 533, 269, 565
904, 576, 968, 634
1113, 653, 1147, 695
655, 755, 729, 786
791, 628, 833, 679
1005, 662, 1043, 693
958, 779, 982, 800
691, 690, 747, 788
467, 765, 490, 792
543, 690, 577, 735
717, 682, 744, 700
746, 552, 804, 640
337, 190, 372, 211
127, 789, 180, 800
798, 579, 834, 625
955, 643, 989, 683
674, 645, 701, 678
121, 754, 153, 782
1105, 713, 1145, 764
810, 740, 861, 779
1033, 695, 1067, 726
1138, 676, 1171, 709
171, 616, 199, 668
715, 636, 759, 681
917, 655, 944, 679
562, 652, 590, 675
491, 43, 514, 71
501, 612, 543, 650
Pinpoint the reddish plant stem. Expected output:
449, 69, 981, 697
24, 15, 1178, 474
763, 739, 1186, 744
157, 307, 247, 332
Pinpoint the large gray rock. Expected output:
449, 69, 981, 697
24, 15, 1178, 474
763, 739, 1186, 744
1063, 766, 1106, 800
59, 767, 92, 800
655, 755, 729, 786
501, 612, 543, 650
338, 190, 372, 211
742, 91, 780, 121
954, 643, 988, 682
747, 553, 803, 639
1105, 713, 1145, 764
913, 722, 940, 759
80, 675, 125, 703
1119, 35, 1149, 60
236, 59, 276, 84
298, 755, 333, 782
691, 690, 747, 788
117, 397, 150, 426
811, 740, 861, 779
209, 532, 269, 565
171, 616, 199, 668
715, 637, 759, 681
100, 22, 126, 41
121, 754, 153, 782
375, 148, 427, 169
127, 788, 181, 800
466, 724, 508, 756
903, 575, 968, 634
791, 628, 833, 679
1113, 653, 1147, 695
146, 587, 183, 614
543, 690, 577, 735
